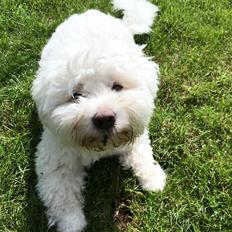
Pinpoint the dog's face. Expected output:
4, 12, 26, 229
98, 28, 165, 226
33, 55, 158, 151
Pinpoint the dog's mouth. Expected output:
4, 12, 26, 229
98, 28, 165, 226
75, 126, 135, 152
102, 134, 109, 146
99, 128, 115, 146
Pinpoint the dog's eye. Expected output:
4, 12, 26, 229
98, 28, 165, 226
72, 92, 82, 100
112, 83, 123, 91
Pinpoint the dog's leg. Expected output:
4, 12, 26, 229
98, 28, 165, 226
120, 130, 166, 191
35, 135, 86, 232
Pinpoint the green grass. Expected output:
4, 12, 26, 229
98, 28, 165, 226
0, 0, 232, 231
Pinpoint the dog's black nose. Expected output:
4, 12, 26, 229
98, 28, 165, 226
92, 109, 115, 130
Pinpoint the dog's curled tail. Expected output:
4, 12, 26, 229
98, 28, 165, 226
112, 0, 159, 35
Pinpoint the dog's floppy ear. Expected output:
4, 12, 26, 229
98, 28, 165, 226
32, 71, 71, 119
133, 56, 159, 98
31, 72, 50, 117
144, 59, 159, 98
32, 67, 63, 118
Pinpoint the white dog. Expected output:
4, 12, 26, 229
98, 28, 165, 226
32, 0, 166, 231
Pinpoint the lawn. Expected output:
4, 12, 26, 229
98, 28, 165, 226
0, 0, 232, 231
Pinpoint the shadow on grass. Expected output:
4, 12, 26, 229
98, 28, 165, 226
85, 157, 122, 232
23, 107, 51, 232
23, 107, 130, 232
134, 34, 149, 45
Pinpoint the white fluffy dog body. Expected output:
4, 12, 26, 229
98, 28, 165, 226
32, 1, 166, 231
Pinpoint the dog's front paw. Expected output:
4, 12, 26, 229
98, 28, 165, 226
56, 212, 87, 232
140, 166, 166, 192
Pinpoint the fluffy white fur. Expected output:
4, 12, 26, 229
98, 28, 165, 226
32, 1, 166, 231
112, 0, 159, 34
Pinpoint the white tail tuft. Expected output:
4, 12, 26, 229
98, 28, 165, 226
112, 0, 159, 35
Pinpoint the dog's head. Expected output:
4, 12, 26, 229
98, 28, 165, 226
32, 49, 159, 152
